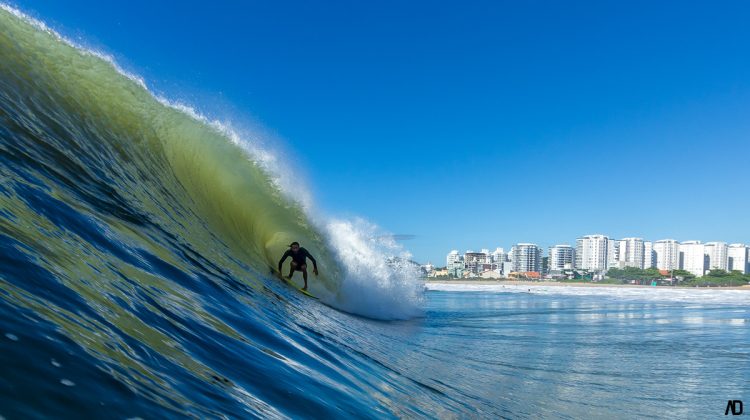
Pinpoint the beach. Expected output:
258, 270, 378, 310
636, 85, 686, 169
426, 279, 750, 290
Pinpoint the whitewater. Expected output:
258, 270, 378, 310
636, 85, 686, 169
1, 5, 748, 418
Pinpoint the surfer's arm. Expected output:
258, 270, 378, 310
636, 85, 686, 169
306, 251, 318, 273
278, 251, 290, 272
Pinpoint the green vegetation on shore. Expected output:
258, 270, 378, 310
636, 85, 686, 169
606, 267, 750, 287
426, 267, 750, 287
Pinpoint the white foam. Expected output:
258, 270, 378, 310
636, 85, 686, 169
427, 283, 750, 305
322, 218, 424, 320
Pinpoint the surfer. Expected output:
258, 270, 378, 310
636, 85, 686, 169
278, 242, 318, 291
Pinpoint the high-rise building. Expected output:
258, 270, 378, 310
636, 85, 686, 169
619, 237, 645, 268
576, 234, 609, 272
728, 244, 748, 274
607, 239, 623, 269
653, 239, 680, 271
446, 250, 463, 270
491, 248, 506, 264
549, 244, 575, 271
446, 250, 465, 277
704, 242, 729, 272
680, 241, 705, 277
511, 243, 541, 273
643, 241, 655, 269
464, 251, 490, 274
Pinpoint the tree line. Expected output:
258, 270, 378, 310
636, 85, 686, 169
606, 266, 750, 286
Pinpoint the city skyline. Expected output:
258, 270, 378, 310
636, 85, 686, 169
432, 235, 748, 261
427, 234, 749, 268
435, 234, 748, 278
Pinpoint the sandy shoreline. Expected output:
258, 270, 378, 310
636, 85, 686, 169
426, 279, 750, 291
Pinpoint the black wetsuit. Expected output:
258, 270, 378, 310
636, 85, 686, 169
278, 247, 318, 272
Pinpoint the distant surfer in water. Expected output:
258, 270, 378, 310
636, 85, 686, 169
278, 242, 318, 291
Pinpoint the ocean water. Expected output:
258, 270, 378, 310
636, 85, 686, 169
423, 284, 750, 418
1, 4, 749, 419
3, 281, 748, 418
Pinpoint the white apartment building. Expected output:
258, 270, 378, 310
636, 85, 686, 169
704, 242, 729, 272
607, 239, 623, 269
653, 239, 680, 271
491, 248, 507, 264
576, 234, 609, 272
549, 244, 575, 271
446, 250, 463, 270
511, 243, 541, 273
617, 238, 643, 268
728, 244, 748, 274
643, 241, 654, 269
680, 241, 706, 277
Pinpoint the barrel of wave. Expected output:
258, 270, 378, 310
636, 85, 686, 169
156, 110, 341, 296
0, 5, 341, 296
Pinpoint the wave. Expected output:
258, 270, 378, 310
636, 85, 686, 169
0, 4, 424, 417
0, 3, 422, 319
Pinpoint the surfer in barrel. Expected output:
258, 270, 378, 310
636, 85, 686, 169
278, 242, 318, 291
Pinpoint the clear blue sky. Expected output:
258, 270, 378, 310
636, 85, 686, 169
13, 1, 750, 263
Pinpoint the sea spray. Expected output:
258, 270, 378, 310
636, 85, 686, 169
323, 218, 424, 320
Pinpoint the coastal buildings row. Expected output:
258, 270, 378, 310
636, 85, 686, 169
435, 236, 749, 279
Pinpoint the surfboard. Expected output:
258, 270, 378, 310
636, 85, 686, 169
270, 267, 318, 299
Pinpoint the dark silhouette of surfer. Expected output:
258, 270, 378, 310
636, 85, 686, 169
278, 242, 318, 291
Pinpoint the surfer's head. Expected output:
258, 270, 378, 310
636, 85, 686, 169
289, 242, 300, 252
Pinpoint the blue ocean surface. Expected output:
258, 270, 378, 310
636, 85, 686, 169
421, 285, 750, 418
3, 279, 749, 418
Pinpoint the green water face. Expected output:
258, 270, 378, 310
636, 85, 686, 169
0, 6, 341, 295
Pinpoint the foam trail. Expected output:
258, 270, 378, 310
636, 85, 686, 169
427, 283, 750, 305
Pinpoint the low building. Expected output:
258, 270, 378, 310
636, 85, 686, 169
508, 271, 541, 280
479, 270, 503, 279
